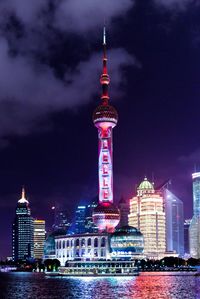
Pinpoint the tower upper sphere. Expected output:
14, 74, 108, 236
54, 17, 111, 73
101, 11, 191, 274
93, 26, 118, 127
93, 104, 118, 126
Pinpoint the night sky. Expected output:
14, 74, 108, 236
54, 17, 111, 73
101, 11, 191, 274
0, 0, 199, 258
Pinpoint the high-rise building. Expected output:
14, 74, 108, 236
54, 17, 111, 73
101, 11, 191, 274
164, 189, 184, 256
33, 220, 46, 259
75, 206, 86, 234
118, 197, 129, 227
189, 172, 200, 258
52, 208, 71, 234
74, 198, 98, 234
92, 27, 120, 232
44, 231, 62, 260
12, 188, 34, 261
128, 177, 166, 258
184, 219, 191, 255
85, 200, 98, 233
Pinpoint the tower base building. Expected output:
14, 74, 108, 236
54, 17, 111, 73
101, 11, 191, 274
55, 226, 144, 266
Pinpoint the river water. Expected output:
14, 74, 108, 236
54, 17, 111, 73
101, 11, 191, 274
0, 272, 199, 299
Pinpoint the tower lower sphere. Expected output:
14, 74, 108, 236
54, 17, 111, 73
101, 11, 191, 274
93, 203, 120, 233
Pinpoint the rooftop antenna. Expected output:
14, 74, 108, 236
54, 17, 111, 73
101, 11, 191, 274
21, 185, 25, 199
152, 172, 155, 184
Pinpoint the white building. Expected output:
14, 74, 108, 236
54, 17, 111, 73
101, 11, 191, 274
55, 233, 110, 266
129, 177, 166, 259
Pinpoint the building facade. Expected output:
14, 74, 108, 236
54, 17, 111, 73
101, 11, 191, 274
52, 208, 70, 234
55, 233, 110, 266
118, 197, 129, 227
189, 172, 200, 258
164, 189, 184, 256
74, 200, 98, 234
85, 200, 98, 233
44, 231, 61, 260
55, 227, 144, 266
33, 220, 46, 259
75, 206, 87, 234
129, 177, 166, 258
184, 219, 191, 256
12, 188, 34, 261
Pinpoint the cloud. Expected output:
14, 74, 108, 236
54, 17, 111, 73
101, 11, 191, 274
0, 0, 46, 25
153, 0, 194, 10
179, 148, 200, 164
0, 37, 134, 140
0, 0, 134, 32
0, 0, 136, 144
54, 0, 134, 33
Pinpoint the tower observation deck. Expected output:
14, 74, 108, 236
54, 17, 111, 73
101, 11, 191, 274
92, 28, 120, 233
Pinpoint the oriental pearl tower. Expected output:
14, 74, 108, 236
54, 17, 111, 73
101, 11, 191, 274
92, 28, 120, 233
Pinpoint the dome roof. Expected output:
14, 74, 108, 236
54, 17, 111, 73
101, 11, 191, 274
137, 177, 154, 195
93, 104, 118, 125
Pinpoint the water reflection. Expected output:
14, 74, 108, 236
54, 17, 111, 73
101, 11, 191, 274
0, 273, 200, 299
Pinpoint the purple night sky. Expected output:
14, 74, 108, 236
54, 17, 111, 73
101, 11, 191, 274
0, 0, 199, 258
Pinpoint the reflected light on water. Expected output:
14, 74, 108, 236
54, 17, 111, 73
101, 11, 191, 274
0, 273, 200, 299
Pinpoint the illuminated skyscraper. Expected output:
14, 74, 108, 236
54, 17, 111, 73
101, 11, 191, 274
85, 199, 98, 233
12, 188, 34, 261
52, 208, 71, 234
164, 189, 184, 256
92, 28, 120, 233
128, 177, 166, 258
75, 206, 86, 234
33, 220, 46, 259
189, 172, 200, 258
184, 219, 191, 255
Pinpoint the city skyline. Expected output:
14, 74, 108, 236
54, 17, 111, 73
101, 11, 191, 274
0, 1, 200, 258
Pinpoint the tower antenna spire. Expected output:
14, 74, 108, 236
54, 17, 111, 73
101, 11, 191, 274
103, 25, 106, 46
100, 26, 110, 105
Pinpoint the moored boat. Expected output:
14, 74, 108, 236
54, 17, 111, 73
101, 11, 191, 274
46, 260, 139, 277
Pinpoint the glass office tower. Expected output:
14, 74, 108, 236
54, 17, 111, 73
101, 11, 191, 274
189, 172, 200, 258
164, 189, 184, 256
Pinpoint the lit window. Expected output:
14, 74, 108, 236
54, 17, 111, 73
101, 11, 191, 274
103, 140, 108, 149
103, 178, 108, 187
103, 165, 108, 174
104, 190, 109, 199
103, 154, 108, 162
